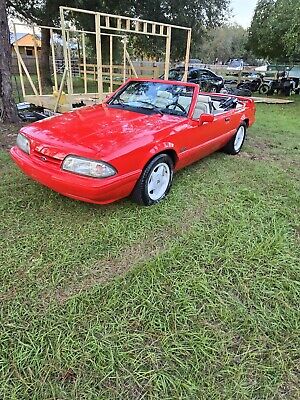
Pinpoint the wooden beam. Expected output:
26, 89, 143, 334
32, 25, 42, 95
164, 26, 171, 80
183, 29, 191, 82
54, 68, 67, 112
12, 24, 25, 98
82, 33, 87, 94
95, 13, 103, 98
60, 6, 193, 31
109, 35, 113, 92
60, 7, 73, 99
123, 39, 126, 83
125, 50, 138, 78
66, 30, 73, 94
50, 28, 58, 91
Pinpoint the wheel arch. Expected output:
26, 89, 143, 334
243, 118, 250, 127
142, 144, 179, 170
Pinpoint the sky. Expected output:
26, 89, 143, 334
229, 0, 258, 28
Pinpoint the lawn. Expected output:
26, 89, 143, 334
0, 97, 299, 399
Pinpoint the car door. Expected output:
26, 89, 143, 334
174, 107, 239, 169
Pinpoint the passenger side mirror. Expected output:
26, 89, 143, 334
199, 113, 214, 125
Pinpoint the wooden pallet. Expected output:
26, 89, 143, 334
252, 97, 294, 104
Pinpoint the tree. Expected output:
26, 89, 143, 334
77, 0, 231, 60
132, 0, 231, 59
248, 0, 300, 61
0, 0, 19, 123
197, 24, 248, 63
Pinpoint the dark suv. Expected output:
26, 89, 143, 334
161, 67, 224, 92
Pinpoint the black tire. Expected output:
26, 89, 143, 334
259, 84, 270, 95
223, 123, 247, 155
131, 154, 174, 206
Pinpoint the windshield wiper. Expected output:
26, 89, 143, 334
135, 101, 164, 115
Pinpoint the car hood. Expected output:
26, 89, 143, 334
21, 104, 183, 160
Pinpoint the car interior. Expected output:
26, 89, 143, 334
120, 89, 242, 119
173, 94, 243, 119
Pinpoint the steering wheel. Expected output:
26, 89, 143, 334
166, 102, 187, 114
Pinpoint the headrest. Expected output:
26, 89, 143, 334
198, 95, 212, 103
157, 90, 173, 99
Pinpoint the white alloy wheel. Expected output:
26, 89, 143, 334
234, 125, 245, 152
147, 162, 171, 201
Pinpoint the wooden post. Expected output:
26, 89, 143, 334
50, 28, 58, 91
54, 67, 67, 112
66, 30, 73, 93
125, 49, 138, 78
13, 23, 25, 98
95, 13, 103, 99
164, 26, 171, 80
32, 25, 42, 95
183, 29, 191, 82
238, 69, 242, 84
60, 7, 72, 99
109, 35, 113, 92
82, 33, 87, 93
123, 38, 126, 83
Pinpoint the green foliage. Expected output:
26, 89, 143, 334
7, 0, 80, 26
248, 0, 300, 61
75, 0, 231, 60
197, 24, 249, 63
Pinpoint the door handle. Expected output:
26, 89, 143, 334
225, 117, 231, 122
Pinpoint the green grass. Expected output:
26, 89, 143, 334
0, 97, 300, 399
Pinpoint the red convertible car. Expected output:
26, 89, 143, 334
11, 79, 256, 206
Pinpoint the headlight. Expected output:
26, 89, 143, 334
62, 156, 117, 178
16, 133, 30, 154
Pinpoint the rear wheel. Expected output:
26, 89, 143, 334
131, 154, 174, 206
223, 123, 247, 155
259, 84, 270, 95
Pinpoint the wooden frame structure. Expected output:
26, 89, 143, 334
13, 7, 192, 113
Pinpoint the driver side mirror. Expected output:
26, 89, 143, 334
199, 113, 214, 126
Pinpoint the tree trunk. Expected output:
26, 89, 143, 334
0, 0, 19, 123
40, 27, 52, 88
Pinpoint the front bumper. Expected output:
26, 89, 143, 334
10, 146, 140, 204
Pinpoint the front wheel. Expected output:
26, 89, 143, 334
223, 123, 247, 155
131, 154, 174, 206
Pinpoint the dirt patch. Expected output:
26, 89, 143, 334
0, 123, 26, 151
54, 205, 205, 303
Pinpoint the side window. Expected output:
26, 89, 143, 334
189, 70, 198, 80
199, 70, 214, 80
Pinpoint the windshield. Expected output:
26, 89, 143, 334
108, 81, 194, 117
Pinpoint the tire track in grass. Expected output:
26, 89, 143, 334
54, 204, 205, 303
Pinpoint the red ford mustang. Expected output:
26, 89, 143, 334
11, 79, 256, 206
